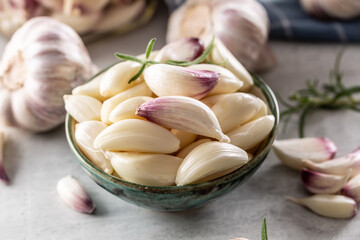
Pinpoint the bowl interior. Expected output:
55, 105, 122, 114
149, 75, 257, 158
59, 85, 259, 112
65, 74, 279, 194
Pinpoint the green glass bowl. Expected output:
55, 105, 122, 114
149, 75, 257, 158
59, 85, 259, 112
65, 74, 279, 212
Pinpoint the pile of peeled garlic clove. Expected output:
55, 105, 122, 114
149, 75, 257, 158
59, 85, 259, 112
274, 137, 360, 219
64, 37, 275, 187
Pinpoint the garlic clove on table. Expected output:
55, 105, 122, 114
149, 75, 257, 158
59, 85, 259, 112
0, 131, 9, 185
342, 174, 360, 202
273, 138, 337, 170
303, 147, 360, 176
286, 194, 357, 219
301, 168, 351, 194
0, 17, 97, 132
57, 175, 96, 214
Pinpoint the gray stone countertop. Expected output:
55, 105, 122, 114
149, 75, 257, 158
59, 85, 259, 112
0, 3, 360, 240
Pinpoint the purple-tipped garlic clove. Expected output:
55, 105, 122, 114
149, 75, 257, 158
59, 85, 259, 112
143, 64, 219, 99
136, 96, 230, 142
342, 174, 360, 202
189, 64, 243, 96
0, 131, 9, 185
286, 194, 357, 219
154, 37, 204, 63
273, 137, 337, 170
301, 168, 351, 194
57, 175, 96, 214
303, 147, 360, 176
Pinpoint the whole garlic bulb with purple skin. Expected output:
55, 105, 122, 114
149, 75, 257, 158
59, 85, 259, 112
167, 0, 276, 72
0, 17, 97, 132
301, 0, 360, 20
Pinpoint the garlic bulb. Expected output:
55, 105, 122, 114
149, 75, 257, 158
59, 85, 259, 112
0, 17, 96, 132
0, 0, 147, 37
167, 0, 276, 72
300, 0, 360, 20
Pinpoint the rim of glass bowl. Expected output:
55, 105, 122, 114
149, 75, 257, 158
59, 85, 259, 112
65, 69, 279, 193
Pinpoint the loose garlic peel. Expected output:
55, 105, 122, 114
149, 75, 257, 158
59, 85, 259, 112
65, 37, 274, 187
0, 17, 97, 132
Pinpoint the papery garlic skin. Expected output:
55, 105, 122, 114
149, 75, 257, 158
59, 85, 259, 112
100, 61, 143, 98
0, 131, 9, 185
57, 175, 96, 214
211, 93, 265, 133
72, 74, 106, 102
0, 17, 96, 132
75, 121, 113, 174
301, 168, 351, 194
189, 64, 243, 96
286, 195, 357, 219
228, 115, 275, 151
94, 119, 180, 153
303, 148, 360, 176
154, 37, 204, 63
176, 142, 248, 185
64, 95, 102, 123
143, 64, 219, 99
167, 0, 274, 73
136, 96, 230, 142
273, 138, 337, 170
300, 0, 360, 20
101, 82, 152, 124
107, 151, 183, 186
342, 174, 360, 202
109, 96, 153, 123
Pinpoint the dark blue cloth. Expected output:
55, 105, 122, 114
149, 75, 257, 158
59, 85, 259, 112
164, 0, 360, 42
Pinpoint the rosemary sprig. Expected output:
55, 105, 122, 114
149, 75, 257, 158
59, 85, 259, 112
115, 38, 158, 84
262, 218, 268, 240
115, 37, 215, 84
280, 50, 360, 138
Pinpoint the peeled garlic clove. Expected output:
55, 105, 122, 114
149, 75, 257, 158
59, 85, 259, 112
101, 82, 152, 124
0, 131, 9, 185
94, 119, 180, 153
228, 115, 275, 151
107, 151, 183, 186
64, 95, 102, 123
0, 17, 96, 132
176, 139, 212, 159
189, 64, 243, 96
100, 61, 143, 98
109, 96, 153, 123
200, 94, 231, 108
176, 142, 248, 185
57, 175, 96, 214
211, 93, 264, 133
154, 37, 204, 63
209, 38, 253, 91
143, 64, 219, 99
301, 169, 351, 194
75, 121, 113, 174
136, 96, 229, 142
248, 98, 268, 122
171, 129, 197, 150
72, 74, 107, 102
286, 195, 357, 219
273, 138, 337, 170
342, 174, 360, 202
303, 148, 360, 176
